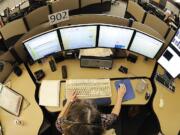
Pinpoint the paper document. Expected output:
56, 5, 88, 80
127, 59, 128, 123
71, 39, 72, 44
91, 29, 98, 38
79, 48, 113, 58
0, 86, 23, 116
39, 80, 60, 107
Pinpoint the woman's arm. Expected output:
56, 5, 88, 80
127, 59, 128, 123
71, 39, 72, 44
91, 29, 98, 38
111, 84, 126, 115
58, 92, 77, 118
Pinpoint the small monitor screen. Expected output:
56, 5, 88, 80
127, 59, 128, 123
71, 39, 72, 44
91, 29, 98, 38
24, 31, 61, 61
129, 32, 163, 59
60, 25, 97, 50
158, 47, 180, 78
171, 28, 180, 52
98, 25, 134, 49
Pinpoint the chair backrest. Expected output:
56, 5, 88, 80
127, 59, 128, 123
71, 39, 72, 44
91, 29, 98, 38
25, 6, 49, 30
0, 18, 27, 40
81, 0, 101, 8
14, 22, 53, 62
51, 0, 79, 13
144, 13, 169, 37
0, 51, 15, 82
127, 1, 146, 22
57, 14, 129, 27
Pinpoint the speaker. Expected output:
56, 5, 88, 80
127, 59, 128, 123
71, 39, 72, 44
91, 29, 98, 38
80, 56, 113, 69
13, 65, 22, 76
127, 53, 138, 63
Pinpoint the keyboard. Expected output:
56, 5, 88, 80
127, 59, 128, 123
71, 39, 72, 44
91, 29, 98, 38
65, 79, 112, 99
155, 74, 175, 92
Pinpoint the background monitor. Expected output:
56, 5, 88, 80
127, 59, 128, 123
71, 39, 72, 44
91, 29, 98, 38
158, 47, 180, 78
171, 28, 180, 52
60, 25, 97, 50
129, 32, 163, 59
98, 25, 134, 49
24, 31, 61, 61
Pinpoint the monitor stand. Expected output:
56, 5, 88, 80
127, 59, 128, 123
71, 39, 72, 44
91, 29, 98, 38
112, 49, 127, 59
156, 71, 175, 92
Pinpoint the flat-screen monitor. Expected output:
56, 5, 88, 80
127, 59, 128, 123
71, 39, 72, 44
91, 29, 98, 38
24, 31, 61, 61
60, 25, 97, 50
158, 47, 180, 78
98, 25, 134, 49
129, 32, 164, 59
171, 28, 180, 52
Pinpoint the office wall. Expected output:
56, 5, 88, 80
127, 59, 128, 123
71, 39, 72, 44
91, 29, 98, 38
0, 0, 21, 14
165, 1, 179, 15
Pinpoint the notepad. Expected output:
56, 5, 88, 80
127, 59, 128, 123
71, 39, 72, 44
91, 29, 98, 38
0, 85, 23, 116
115, 79, 135, 102
39, 80, 60, 107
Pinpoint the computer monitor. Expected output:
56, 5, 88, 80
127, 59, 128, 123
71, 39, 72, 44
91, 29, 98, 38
24, 30, 61, 61
158, 47, 180, 78
59, 25, 97, 50
171, 28, 180, 52
129, 31, 164, 59
98, 25, 134, 49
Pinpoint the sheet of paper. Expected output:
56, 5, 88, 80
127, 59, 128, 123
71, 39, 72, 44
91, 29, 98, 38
39, 80, 60, 107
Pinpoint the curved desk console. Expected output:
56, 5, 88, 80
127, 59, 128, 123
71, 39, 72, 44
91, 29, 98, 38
2, 14, 179, 135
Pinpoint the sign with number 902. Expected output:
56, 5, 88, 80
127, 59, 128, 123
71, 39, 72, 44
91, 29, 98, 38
48, 10, 69, 25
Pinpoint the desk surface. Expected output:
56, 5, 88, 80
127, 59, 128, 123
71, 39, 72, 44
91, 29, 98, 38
1, 56, 179, 135
153, 66, 180, 135
0, 65, 43, 135
30, 56, 155, 112
30, 54, 156, 80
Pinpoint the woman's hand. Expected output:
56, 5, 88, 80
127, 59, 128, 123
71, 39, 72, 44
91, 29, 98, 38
117, 84, 126, 99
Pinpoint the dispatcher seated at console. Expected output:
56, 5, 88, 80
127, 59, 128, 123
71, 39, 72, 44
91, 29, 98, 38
56, 84, 126, 135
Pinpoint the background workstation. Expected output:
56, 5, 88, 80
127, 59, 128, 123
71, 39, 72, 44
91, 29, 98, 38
0, 0, 180, 135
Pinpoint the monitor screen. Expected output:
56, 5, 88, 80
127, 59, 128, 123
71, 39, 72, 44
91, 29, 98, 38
24, 31, 61, 61
98, 25, 134, 49
60, 25, 97, 50
158, 47, 180, 78
129, 32, 163, 59
171, 28, 180, 52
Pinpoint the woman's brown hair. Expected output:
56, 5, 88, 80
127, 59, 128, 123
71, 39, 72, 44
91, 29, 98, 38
61, 100, 105, 135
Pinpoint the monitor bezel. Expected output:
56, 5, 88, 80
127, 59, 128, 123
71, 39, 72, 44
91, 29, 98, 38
169, 27, 180, 54
97, 24, 135, 50
23, 29, 62, 62
158, 47, 179, 79
59, 24, 98, 51
129, 30, 164, 59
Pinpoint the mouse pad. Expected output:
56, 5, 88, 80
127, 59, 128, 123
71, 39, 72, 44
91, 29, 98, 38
115, 79, 135, 102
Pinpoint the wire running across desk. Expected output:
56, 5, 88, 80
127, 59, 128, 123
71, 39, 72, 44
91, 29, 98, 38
65, 79, 112, 99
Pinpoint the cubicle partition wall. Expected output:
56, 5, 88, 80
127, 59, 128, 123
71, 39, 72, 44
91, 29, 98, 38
57, 14, 129, 27
126, 1, 146, 23
24, 6, 50, 30
51, 0, 79, 14
144, 13, 169, 38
